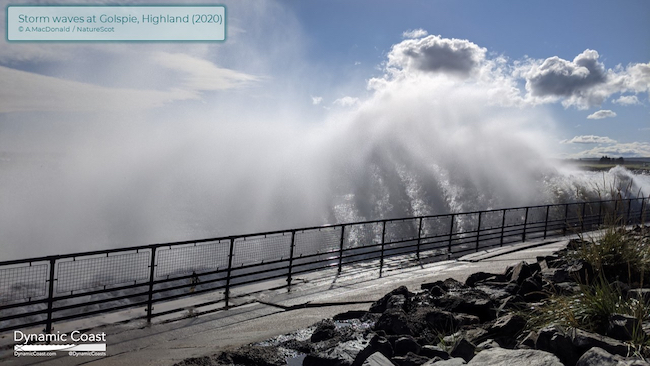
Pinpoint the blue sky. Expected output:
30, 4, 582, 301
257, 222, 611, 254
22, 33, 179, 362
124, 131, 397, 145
0, 0, 648, 158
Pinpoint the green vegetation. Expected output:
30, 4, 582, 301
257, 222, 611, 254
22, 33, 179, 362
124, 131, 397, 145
526, 225, 650, 355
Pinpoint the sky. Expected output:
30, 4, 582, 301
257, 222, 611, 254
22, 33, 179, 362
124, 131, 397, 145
1, 0, 650, 258
0, 0, 648, 159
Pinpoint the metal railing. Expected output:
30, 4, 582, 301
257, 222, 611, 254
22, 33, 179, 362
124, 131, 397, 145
1, 196, 647, 334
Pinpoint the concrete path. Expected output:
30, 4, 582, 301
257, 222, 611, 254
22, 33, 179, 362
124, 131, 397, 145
1, 238, 572, 366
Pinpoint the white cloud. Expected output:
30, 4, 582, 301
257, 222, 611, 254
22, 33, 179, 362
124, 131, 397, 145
561, 135, 617, 144
573, 142, 650, 158
153, 52, 259, 92
333, 96, 360, 107
311, 96, 323, 105
521, 50, 607, 109
613, 95, 640, 105
402, 29, 428, 39
0, 65, 195, 113
517, 50, 650, 109
587, 110, 617, 119
387, 35, 486, 77
0, 52, 259, 113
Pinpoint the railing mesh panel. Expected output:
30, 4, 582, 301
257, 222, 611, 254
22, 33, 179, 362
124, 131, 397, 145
344, 222, 383, 249
57, 252, 150, 293
504, 208, 526, 227
156, 240, 230, 278
480, 211, 504, 230
295, 227, 341, 256
0, 263, 48, 303
385, 220, 418, 243
233, 233, 291, 266
421, 216, 453, 239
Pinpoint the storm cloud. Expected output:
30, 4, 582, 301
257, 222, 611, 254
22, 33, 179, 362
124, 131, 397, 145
524, 50, 607, 106
388, 35, 486, 77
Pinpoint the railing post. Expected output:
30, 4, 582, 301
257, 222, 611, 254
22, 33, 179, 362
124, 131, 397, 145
640, 197, 646, 224
543, 205, 550, 239
416, 217, 423, 261
146, 247, 156, 322
522, 207, 529, 242
626, 198, 632, 225
598, 201, 603, 227
475, 211, 482, 252
45, 258, 56, 334
500, 209, 506, 246
225, 238, 235, 309
338, 225, 345, 273
287, 231, 296, 291
563, 204, 569, 236
379, 221, 386, 277
580, 202, 586, 232
448, 214, 455, 258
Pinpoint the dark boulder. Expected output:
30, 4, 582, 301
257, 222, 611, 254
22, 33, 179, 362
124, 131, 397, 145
449, 338, 475, 362
371, 286, 411, 313
312, 319, 338, 342
375, 309, 413, 336
391, 352, 430, 366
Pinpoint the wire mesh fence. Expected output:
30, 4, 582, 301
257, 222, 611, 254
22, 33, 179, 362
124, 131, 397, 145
0, 196, 647, 334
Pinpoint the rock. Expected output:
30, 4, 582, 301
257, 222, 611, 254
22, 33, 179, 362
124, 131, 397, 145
569, 328, 630, 357
466, 348, 563, 366
423, 358, 466, 366
496, 295, 525, 314
517, 331, 538, 349
465, 272, 498, 287
553, 282, 581, 295
386, 295, 408, 311
434, 290, 495, 321
424, 309, 460, 333
489, 313, 527, 337
370, 286, 411, 313
454, 314, 480, 327
375, 309, 413, 336
281, 339, 315, 354
449, 338, 475, 362
394, 336, 421, 356
312, 319, 338, 342
419, 345, 449, 360
510, 262, 534, 285
391, 352, 430, 366
335, 311, 370, 321
217, 345, 286, 366
518, 277, 546, 301
541, 268, 570, 283
575, 347, 621, 366
475, 339, 500, 352
503, 282, 520, 295
536, 325, 581, 366
628, 289, 650, 303
354, 335, 394, 366
362, 352, 396, 366
607, 314, 640, 341
305, 338, 369, 366
461, 328, 489, 345
427, 285, 446, 297
566, 260, 594, 285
